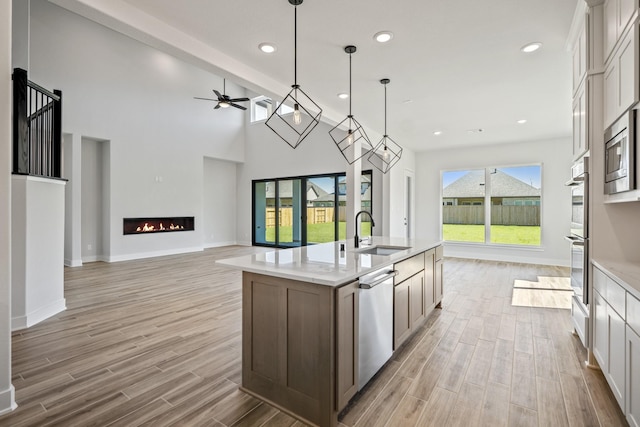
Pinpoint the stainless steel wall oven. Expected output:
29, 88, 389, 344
565, 155, 589, 347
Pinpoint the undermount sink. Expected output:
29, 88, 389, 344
356, 245, 411, 256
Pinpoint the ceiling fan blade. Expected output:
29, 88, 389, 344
230, 103, 247, 110
194, 97, 217, 101
228, 97, 250, 103
214, 104, 221, 109
213, 89, 223, 99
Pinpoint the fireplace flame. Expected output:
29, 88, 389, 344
135, 222, 184, 233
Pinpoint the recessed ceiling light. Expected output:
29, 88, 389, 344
374, 31, 393, 43
258, 43, 276, 53
521, 42, 542, 53
517, 119, 527, 124
433, 131, 442, 136
337, 93, 349, 99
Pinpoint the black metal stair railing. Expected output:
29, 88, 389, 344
12, 68, 63, 178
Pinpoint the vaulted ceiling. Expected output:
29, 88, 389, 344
51, 0, 579, 152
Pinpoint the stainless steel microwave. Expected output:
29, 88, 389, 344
604, 109, 635, 194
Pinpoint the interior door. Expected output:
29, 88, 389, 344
403, 170, 415, 239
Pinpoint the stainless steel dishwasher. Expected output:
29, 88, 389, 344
358, 266, 397, 390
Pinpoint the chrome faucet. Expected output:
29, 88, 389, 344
354, 210, 375, 248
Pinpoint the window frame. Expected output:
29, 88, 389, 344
441, 164, 543, 247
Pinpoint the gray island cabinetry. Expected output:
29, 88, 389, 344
217, 237, 443, 427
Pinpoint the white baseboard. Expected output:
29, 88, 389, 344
0, 385, 17, 416
11, 298, 66, 331
106, 246, 203, 263
203, 241, 237, 249
64, 258, 83, 267
236, 240, 252, 247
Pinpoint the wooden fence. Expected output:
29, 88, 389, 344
265, 207, 351, 227
443, 205, 540, 226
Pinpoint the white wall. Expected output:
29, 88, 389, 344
415, 137, 572, 266
0, 0, 16, 415
29, 0, 246, 260
11, 177, 67, 330
203, 157, 238, 247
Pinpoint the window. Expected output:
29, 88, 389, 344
442, 165, 541, 246
253, 170, 373, 247
250, 96, 297, 123
250, 96, 273, 122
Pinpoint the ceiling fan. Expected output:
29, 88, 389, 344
194, 79, 250, 110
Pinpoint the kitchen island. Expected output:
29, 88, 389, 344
217, 237, 443, 427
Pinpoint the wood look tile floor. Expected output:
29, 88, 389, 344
0, 248, 629, 427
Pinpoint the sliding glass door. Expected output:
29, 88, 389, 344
253, 171, 373, 248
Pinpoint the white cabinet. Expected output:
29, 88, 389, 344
592, 262, 640, 425
604, 20, 639, 129
594, 287, 626, 411
573, 81, 588, 159
594, 289, 609, 370
604, 0, 638, 61
573, 17, 588, 95
610, 303, 627, 409
627, 325, 640, 427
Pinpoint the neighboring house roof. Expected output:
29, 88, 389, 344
443, 170, 540, 198
265, 180, 330, 200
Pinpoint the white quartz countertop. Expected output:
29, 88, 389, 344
593, 259, 640, 297
216, 237, 442, 287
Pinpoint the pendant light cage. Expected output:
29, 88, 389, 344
368, 78, 403, 174
369, 135, 403, 173
329, 45, 374, 164
265, 0, 322, 149
265, 85, 322, 149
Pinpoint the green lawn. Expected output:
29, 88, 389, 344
443, 224, 541, 246
265, 222, 371, 244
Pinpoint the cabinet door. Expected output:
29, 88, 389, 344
610, 305, 627, 411
619, 0, 637, 38
594, 290, 609, 370
618, 24, 638, 115
336, 281, 359, 410
605, 0, 618, 60
627, 325, 640, 427
424, 250, 435, 311
573, 18, 587, 95
604, 59, 618, 129
394, 280, 411, 349
573, 83, 587, 159
435, 259, 443, 305
410, 273, 426, 327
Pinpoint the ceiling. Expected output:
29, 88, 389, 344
53, 0, 579, 152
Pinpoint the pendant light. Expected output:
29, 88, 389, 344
368, 78, 403, 173
265, 0, 322, 149
329, 46, 374, 164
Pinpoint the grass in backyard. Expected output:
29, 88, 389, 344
443, 224, 540, 246
265, 222, 371, 244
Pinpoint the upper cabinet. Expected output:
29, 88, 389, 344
573, 17, 588, 96
604, 0, 638, 62
604, 22, 639, 128
603, 1, 639, 129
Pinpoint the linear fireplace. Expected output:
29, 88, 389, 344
123, 217, 195, 235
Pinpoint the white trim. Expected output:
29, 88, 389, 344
11, 298, 66, 331
236, 240, 252, 247
11, 174, 67, 186
0, 385, 17, 416
64, 258, 83, 267
203, 241, 237, 249
105, 246, 203, 263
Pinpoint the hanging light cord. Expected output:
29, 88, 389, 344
349, 53, 352, 116
293, 6, 297, 89
384, 82, 388, 147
